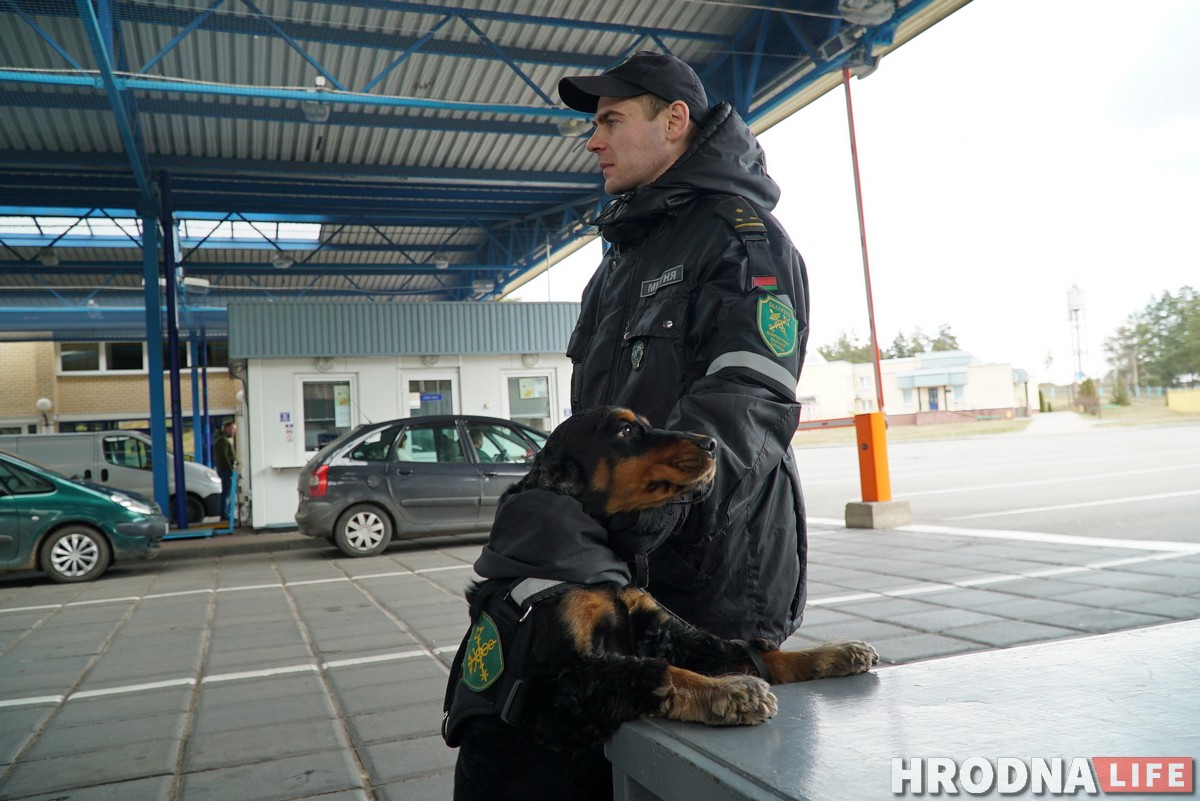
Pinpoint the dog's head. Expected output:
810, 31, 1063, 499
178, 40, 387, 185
515, 406, 717, 518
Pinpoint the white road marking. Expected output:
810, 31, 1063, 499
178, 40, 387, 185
809, 517, 1200, 553
945, 490, 1200, 521
72, 678, 196, 699
0, 695, 64, 709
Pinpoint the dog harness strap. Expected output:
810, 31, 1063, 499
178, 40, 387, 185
733, 639, 773, 682
496, 579, 576, 727
633, 554, 649, 588
509, 577, 567, 608
444, 578, 586, 746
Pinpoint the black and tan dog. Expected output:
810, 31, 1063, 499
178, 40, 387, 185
444, 406, 877, 801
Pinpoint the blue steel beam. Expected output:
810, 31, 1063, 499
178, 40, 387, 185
0, 153, 599, 187
0, 69, 581, 118
74, 0, 156, 214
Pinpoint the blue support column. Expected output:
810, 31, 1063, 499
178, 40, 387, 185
160, 173, 190, 527
190, 334, 204, 465
141, 216, 169, 515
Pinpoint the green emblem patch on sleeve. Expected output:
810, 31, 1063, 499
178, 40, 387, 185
462, 612, 504, 691
757, 295, 798, 357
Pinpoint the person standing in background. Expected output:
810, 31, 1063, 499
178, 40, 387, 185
214, 421, 237, 522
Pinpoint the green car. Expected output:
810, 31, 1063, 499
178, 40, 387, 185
0, 449, 167, 583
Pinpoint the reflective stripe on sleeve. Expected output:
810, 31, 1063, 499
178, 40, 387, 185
705, 351, 798, 397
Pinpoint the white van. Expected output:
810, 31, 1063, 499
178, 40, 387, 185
0, 431, 223, 524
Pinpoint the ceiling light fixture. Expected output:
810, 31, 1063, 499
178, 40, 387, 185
38, 248, 60, 267
302, 75, 331, 124
434, 258, 450, 270
272, 254, 294, 270
556, 116, 592, 137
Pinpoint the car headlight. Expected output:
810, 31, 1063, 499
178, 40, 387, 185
110, 493, 156, 516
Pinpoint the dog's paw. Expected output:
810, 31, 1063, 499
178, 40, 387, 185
825, 640, 879, 676
706, 675, 778, 726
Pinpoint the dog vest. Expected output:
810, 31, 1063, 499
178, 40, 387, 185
442, 577, 576, 747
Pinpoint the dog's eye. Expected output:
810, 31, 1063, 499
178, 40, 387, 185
616, 424, 634, 438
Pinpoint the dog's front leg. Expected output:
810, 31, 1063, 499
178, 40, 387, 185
656, 666, 777, 726
761, 641, 879, 682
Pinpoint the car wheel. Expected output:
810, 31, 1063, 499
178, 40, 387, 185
40, 526, 112, 583
334, 504, 393, 557
186, 494, 206, 524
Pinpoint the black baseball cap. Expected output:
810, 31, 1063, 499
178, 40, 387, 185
559, 51, 709, 123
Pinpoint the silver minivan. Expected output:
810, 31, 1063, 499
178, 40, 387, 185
0, 431, 223, 524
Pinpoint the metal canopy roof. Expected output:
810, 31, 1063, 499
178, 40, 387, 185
0, 0, 968, 341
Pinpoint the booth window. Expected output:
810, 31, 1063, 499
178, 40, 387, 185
303, 380, 353, 451
507, 375, 551, 432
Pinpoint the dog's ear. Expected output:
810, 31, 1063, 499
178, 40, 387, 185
516, 450, 587, 498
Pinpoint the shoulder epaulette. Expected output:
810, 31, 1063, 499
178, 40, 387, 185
714, 196, 768, 239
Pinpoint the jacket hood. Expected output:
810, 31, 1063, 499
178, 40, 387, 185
592, 101, 780, 240
473, 489, 632, 586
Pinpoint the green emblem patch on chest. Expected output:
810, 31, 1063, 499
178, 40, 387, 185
462, 612, 504, 691
757, 295, 798, 357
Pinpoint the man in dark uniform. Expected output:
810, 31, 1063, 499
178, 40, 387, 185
559, 52, 810, 644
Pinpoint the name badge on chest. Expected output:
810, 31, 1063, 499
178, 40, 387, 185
640, 265, 683, 297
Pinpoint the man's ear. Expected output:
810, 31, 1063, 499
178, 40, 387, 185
663, 100, 691, 144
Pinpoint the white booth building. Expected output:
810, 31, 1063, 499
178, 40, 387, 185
228, 301, 579, 529
798, 350, 1031, 422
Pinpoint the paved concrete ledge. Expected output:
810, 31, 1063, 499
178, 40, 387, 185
610, 620, 1200, 800
845, 500, 913, 529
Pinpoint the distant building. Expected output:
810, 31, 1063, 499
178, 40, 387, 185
798, 350, 1031, 424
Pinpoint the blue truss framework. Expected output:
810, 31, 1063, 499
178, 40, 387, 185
0, 0, 949, 331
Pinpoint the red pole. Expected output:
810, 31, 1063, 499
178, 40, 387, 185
843, 67, 894, 505
842, 67, 885, 413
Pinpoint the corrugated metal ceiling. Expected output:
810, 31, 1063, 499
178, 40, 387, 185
0, 0, 971, 339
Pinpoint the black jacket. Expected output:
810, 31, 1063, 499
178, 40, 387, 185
566, 102, 810, 643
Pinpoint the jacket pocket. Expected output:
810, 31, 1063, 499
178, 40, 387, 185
622, 292, 686, 372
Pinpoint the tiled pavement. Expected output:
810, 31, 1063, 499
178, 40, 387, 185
0, 521, 1198, 801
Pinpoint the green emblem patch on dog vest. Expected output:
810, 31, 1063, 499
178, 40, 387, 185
757, 295, 797, 357
462, 612, 504, 691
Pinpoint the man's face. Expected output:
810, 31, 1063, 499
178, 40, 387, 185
586, 96, 676, 195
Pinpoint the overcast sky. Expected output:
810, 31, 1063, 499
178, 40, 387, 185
511, 0, 1198, 386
